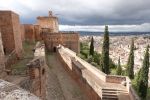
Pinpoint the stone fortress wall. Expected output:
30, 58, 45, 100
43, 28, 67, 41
0, 11, 23, 56
43, 31, 80, 53
37, 11, 59, 33
22, 11, 80, 54
56, 45, 140, 100
0, 11, 23, 71
27, 42, 47, 100
23, 24, 41, 42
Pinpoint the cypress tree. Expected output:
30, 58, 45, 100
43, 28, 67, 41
126, 39, 134, 79
89, 36, 94, 56
102, 26, 110, 74
116, 57, 122, 75
137, 45, 149, 99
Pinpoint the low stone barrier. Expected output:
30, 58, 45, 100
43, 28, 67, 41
56, 45, 140, 100
27, 42, 47, 100
106, 75, 126, 84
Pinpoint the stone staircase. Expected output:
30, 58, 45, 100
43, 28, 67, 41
102, 88, 128, 100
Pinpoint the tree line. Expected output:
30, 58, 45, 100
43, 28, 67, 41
86, 26, 149, 99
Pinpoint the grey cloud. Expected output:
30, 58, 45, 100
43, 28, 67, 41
0, 0, 150, 26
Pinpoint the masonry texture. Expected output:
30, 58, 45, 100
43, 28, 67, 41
24, 24, 36, 42
37, 11, 59, 33
0, 32, 5, 78
0, 11, 23, 57
43, 32, 80, 53
27, 42, 47, 100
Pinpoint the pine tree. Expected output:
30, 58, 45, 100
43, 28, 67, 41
126, 39, 134, 79
102, 26, 110, 74
116, 57, 122, 75
137, 45, 149, 99
89, 36, 94, 56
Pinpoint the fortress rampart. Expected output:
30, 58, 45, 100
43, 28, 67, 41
56, 45, 140, 100
27, 42, 47, 100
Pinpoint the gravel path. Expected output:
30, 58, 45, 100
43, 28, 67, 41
46, 53, 87, 100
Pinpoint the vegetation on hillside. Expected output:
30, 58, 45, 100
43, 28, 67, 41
79, 41, 116, 74
116, 57, 122, 75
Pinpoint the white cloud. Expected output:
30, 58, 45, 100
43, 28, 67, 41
59, 23, 150, 32
0, 0, 150, 30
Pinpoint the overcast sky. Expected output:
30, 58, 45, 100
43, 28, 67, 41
0, 0, 150, 32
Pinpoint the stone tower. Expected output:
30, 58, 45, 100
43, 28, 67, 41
0, 11, 23, 58
37, 11, 59, 33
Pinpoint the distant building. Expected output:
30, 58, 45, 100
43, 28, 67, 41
39, 11, 80, 53
23, 11, 80, 53
37, 11, 59, 33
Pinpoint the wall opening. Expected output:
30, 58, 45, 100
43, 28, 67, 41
53, 47, 56, 52
3, 48, 6, 55
42, 68, 45, 75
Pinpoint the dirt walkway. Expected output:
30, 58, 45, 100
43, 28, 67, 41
46, 53, 87, 100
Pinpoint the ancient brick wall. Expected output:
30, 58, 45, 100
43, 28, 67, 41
56, 45, 139, 100
43, 32, 80, 53
20, 24, 25, 41
0, 11, 15, 54
27, 42, 47, 100
34, 25, 42, 41
24, 24, 35, 42
56, 46, 102, 100
43, 33, 62, 52
0, 11, 23, 57
37, 12, 59, 33
62, 32, 80, 53
11, 12, 23, 58
106, 75, 126, 84
0, 31, 5, 78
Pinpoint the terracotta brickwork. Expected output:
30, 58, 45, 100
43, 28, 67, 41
34, 25, 42, 41
24, 24, 42, 42
11, 12, 23, 57
0, 11, 23, 57
43, 32, 80, 53
62, 32, 80, 53
20, 24, 25, 41
24, 24, 35, 42
37, 11, 59, 33
106, 75, 126, 84
27, 42, 47, 100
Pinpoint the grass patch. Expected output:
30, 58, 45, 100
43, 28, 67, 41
12, 41, 35, 75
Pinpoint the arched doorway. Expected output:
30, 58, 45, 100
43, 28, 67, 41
53, 47, 56, 52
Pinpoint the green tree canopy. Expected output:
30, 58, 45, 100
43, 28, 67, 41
137, 45, 149, 99
116, 57, 122, 75
89, 36, 94, 56
126, 39, 134, 79
102, 26, 110, 74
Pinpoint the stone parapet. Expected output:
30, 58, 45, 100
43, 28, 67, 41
56, 45, 139, 100
27, 42, 47, 100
